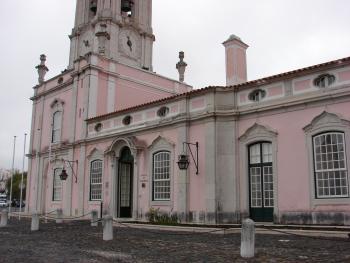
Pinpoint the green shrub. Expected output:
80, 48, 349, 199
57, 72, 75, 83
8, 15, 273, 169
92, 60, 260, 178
146, 207, 179, 225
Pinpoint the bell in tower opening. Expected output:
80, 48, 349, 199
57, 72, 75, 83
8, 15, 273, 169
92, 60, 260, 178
121, 0, 134, 13
89, 0, 98, 16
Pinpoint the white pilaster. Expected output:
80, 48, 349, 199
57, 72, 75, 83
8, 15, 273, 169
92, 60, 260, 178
78, 144, 86, 215
107, 76, 116, 113
177, 121, 189, 220
70, 78, 79, 142
88, 71, 98, 118
205, 121, 217, 223
65, 150, 74, 216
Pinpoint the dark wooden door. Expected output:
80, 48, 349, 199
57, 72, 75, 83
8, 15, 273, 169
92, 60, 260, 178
249, 142, 274, 222
118, 147, 133, 218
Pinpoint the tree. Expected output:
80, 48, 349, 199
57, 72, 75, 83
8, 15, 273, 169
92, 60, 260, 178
6, 171, 27, 201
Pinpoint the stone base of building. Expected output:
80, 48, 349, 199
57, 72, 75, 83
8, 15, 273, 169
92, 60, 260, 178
137, 210, 350, 226
276, 212, 350, 226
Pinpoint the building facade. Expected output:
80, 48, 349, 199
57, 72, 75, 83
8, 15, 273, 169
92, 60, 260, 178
0, 169, 11, 193
26, 0, 350, 225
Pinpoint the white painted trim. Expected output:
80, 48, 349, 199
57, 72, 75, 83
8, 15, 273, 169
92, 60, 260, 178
239, 123, 279, 220
87, 149, 104, 202
88, 73, 98, 118
148, 136, 175, 208
107, 76, 116, 113
304, 111, 350, 206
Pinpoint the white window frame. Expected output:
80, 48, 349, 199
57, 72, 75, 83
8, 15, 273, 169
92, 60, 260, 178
152, 151, 171, 201
53, 168, 62, 201
304, 111, 350, 205
312, 132, 348, 198
52, 111, 62, 143
239, 123, 279, 218
87, 148, 104, 204
148, 136, 174, 206
50, 99, 64, 144
89, 159, 103, 201
248, 142, 274, 208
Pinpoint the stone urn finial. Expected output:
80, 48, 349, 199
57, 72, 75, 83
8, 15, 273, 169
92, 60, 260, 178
176, 51, 187, 82
35, 54, 49, 84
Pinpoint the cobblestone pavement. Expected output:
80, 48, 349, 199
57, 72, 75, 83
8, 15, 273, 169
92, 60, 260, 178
0, 218, 350, 262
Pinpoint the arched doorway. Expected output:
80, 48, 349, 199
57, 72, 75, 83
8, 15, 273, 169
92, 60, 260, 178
117, 147, 134, 218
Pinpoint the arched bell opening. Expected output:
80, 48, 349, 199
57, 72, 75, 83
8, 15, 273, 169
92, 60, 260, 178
121, 0, 134, 17
89, 0, 98, 19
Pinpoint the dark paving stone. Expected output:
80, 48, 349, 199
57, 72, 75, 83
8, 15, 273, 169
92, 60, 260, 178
0, 218, 349, 262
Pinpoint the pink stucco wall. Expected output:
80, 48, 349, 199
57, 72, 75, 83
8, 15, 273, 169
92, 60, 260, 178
294, 79, 311, 92
238, 101, 350, 213
74, 79, 85, 140
115, 78, 170, 110
338, 69, 350, 82
116, 63, 191, 94
188, 124, 206, 212
267, 85, 284, 97
97, 72, 108, 116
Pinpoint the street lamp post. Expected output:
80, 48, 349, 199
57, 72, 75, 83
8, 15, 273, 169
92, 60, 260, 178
19, 133, 27, 219
9, 136, 16, 218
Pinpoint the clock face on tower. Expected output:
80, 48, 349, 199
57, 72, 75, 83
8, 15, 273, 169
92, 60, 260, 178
119, 29, 141, 60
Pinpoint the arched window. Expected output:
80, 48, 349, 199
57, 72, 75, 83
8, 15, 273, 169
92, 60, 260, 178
90, 160, 103, 200
152, 151, 171, 201
52, 111, 62, 143
313, 132, 348, 198
53, 168, 62, 201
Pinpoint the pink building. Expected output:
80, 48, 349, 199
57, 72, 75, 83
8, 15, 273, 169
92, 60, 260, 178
26, 0, 350, 225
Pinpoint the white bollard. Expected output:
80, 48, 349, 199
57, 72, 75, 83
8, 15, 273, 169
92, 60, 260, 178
31, 213, 40, 231
56, 209, 63, 224
0, 210, 8, 227
91, 210, 98, 227
103, 215, 113, 241
240, 218, 255, 258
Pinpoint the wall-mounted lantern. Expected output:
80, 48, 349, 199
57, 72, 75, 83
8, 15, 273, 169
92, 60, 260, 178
59, 159, 78, 183
177, 142, 199, 175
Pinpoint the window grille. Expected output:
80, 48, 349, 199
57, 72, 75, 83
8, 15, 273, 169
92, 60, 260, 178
314, 74, 336, 88
53, 168, 62, 201
52, 111, 62, 143
90, 160, 103, 200
157, 106, 169, 117
249, 142, 274, 208
153, 151, 171, 201
248, 89, 266, 102
313, 132, 348, 198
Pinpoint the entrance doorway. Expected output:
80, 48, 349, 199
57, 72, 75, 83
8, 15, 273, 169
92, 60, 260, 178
118, 147, 134, 218
248, 142, 274, 222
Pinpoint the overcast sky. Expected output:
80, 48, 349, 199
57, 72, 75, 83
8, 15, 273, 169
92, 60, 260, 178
0, 0, 349, 170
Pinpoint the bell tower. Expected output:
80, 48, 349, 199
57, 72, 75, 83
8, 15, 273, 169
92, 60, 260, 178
68, 0, 154, 70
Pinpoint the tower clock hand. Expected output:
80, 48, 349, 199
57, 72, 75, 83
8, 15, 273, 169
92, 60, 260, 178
127, 36, 133, 52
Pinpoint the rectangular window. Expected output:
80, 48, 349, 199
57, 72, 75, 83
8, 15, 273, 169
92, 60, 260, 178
313, 132, 349, 198
53, 168, 62, 201
153, 151, 171, 201
249, 142, 274, 208
90, 160, 103, 201
52, 111, 62, 143
250, 167, 262, 207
